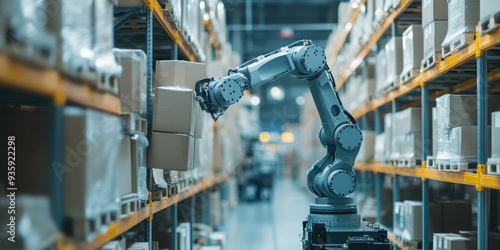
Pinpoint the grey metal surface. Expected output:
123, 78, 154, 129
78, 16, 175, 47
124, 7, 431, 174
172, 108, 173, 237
223, 179, 313, 250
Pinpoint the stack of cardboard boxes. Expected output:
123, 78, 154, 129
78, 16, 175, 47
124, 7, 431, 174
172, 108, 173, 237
394, 200, 472, 246
421, 0, 448, 71
149, 60, 206, 196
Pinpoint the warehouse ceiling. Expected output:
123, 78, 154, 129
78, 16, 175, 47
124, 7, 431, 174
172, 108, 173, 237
222, 0, 340, 128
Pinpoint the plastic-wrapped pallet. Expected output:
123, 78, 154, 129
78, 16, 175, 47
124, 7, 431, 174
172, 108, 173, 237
93, 0, 122, 94
422, 0, 448, 27
46, 0, 96, 81
375, 48, 388, 96
385, 36, 403, 89
113, 49, 147, 115
393, 201, 404, 237
358, 62, 376, 103
117, 0, 144, 7
62, 107, 121, 241
374, 0, 386, 25
163, 0, 182, 28
383, 0, 393, 13
350, 14, 365, 48
487, 112, 500, 174
441, 0, 479, 59
0, 0, 57, 67
435, 94, 500, 171
116, 135, 137, 216
390, 108, 422, 166
356, 131, 375, 163
131, 134, 149, 203
362, 0, 376, 43
374, 133, 386, 163
421, 21, 448, 71
401, 25, 423, 83
384, 113, 393, 162
0, 195, 59, 249
479, 0, 500, 35
152, 168, 168, 200
338, 2, 354, 27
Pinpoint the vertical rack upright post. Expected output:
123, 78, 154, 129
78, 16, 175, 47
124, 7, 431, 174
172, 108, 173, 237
392, 101, 400, 234
49, 104, 65, 231
421, 80, 430, 250
477, 48, 488, 250
374, 108, 382, 223
146, 4, 154, 248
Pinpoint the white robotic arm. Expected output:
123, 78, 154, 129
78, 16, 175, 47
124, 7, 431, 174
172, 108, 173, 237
195, 40, 362, 203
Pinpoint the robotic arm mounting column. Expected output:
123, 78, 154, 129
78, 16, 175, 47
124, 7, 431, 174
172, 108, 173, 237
195, 40, 362, 205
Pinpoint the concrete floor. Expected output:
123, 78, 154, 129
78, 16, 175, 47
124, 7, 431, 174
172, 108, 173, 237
223, 179, 314, 250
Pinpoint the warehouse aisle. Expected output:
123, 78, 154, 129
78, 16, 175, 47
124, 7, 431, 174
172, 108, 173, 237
223, 179, 314, 250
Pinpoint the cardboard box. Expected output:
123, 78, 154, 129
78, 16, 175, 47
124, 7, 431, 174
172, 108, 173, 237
153, 86, 196, 135
450, 126, 492, 159
400, 132, 422, 159
492, 111, 500, 159
356, 131, 375, 163
402, 201, 442, 242
436, 94, 500, 128
114, 49, 147, 115
154, 60, 206, 90
62, 107, 121, 233
384, 113, 393, 160
148, 132, 194, 171
422, 0, 448, 27
438, 200, 472, 233
393, 201, 404, 237
423, 21, 448, 59
194, 104, 205, 139
374, 133, 386, 162
128, 242, 150, 250
434, 233, 458, 250
393, 107, 421, 134
375, 48, 388, 94
432, 107, 439, 156
385, 36, 403, 87
443, 235, 475, 250
402, 25, 423, 74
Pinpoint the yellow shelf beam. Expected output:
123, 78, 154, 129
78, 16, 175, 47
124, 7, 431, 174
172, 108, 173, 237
326, 0, 366, 66
0, 55, 121, 115
336, 0, 413, 88
143, 0, 200, 62
350, 27, 500, 119
61, 173, 230, 250
355, 163, 500, 190
204, 19, 222, 58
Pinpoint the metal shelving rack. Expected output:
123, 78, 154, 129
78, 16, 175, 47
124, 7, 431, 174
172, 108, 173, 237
0, 0, 228, 249
324, 0, 500, 249
59, 174, 229, 250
